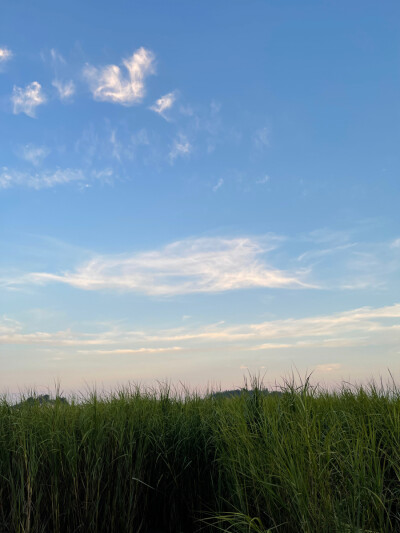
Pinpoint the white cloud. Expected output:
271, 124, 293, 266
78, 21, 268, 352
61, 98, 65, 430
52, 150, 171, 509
245, 304, 400, 350
1, 305, 399, 364
212, 178, 224, 192
315, 363, 341, 373
0, 167, 85, 189
256, 175, 270, 185
0, 317, 21, 336
52, 79, 75, 101
252, 338, 368, 351
150, 91, 177, 118
169, 134, 191, 162
12, 82, 46, 117
0, 317, 183, 355
78, 347, 182, 355
391, 238, 400, 249
19, 144, 50, 166
0, 165, 115, 190
83, 47, 155, 105
151, 303, 400, 349
0, 47, 12, 66
250, 343, 292, 350
25, 236, 311, 295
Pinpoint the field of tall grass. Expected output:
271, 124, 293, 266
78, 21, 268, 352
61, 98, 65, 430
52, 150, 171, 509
0, 376, 399, 532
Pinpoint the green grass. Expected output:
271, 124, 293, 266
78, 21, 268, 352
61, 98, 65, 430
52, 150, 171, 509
0, 377, 399, 532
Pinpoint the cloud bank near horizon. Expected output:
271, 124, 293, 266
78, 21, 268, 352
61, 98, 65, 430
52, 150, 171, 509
1, 304, 399, 363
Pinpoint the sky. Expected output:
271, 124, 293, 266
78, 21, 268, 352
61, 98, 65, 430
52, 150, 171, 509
1, 0, 400, 394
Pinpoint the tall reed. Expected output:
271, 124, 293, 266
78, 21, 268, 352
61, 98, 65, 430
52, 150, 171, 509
0, 377, 399, 532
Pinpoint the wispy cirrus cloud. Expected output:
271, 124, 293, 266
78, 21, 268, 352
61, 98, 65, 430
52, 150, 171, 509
156, 303, 400, 347
253, 126, 270, 150
177, 100, 223, 155
24, 236, 311, 295
18, 144, 50, 166
1, 304, 399, 359
212, 178, 224, 192
150, 91, 177, 119
52, 79, 75, 101
316, 363, 341, 373
0, 316, 183, 355
83, 47, 155, 105
41, 48, 76, 101
78, 347, 182, 355
49, 48, 66, 65
256, 175, 270, 185
297, 227, 400, 291
0, 167, 85, 189
11, 82, 46, 117
169, 134, 191, 162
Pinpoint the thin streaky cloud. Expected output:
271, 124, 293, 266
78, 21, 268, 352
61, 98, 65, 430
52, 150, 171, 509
0, 166, 115, 190
295, 229, 400, 291
169, 134, 191, 162
50, 48, 66, 65
316, 363, 341, 373
11, 82, 46, 117
23, 236, 311, 295
305, 228, 353, 246
251, 337, 369, 351
250, 343, 292, 350
0, 167, 85, 189
52, 79, 75, 101
150, 91, 177, 118
78, 347, 182, 355
1, 304, 399, 354
138, 303, 400, 344
212, 178, 224, 192
253, 127, 270, 150
18, 144, 50, 166
296, 243, 356, 263
83, 47, 155, 105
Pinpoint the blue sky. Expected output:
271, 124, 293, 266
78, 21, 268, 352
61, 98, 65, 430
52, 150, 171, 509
1, 0, 400, 393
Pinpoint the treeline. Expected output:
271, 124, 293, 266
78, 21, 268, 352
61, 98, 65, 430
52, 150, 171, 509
211, 388, 282, 399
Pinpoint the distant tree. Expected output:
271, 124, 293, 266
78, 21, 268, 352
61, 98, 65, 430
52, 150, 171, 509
211, 389, 282, 399
14, 394, 68, 408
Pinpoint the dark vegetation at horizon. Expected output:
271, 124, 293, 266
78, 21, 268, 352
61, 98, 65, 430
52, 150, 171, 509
0, 376, 399, 532
12, 387, 283, 408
